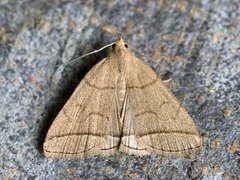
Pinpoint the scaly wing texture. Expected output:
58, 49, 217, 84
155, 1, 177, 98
119, 55, 202, 157
44, 57, 121, 159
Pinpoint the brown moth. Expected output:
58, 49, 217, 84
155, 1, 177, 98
43, 34, 202, 159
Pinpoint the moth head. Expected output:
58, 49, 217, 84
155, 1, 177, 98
112, 33, 128, 54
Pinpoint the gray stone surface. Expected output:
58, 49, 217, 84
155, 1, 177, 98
0, 0, 239, 179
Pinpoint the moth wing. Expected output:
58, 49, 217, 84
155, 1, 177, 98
120, 56, 202, 157
43, 58, 120, 159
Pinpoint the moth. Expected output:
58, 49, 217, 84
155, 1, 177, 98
43, 34, 202, 159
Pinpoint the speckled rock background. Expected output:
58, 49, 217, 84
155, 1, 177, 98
0, 0, 239, 179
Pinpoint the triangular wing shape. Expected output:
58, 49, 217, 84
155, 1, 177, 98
119, 56, 202, 157
44, 34, 201, 159
43, 58, 121, 159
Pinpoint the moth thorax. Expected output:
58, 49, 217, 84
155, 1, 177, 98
116, 74, 127, 116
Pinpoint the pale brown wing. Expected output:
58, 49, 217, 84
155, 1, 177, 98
43, 57, 121, 159
119, 56, 202, 157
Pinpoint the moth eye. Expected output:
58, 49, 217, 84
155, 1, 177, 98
124, 44, 128, 48
112, 44, 116, 48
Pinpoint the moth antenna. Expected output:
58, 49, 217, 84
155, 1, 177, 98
127, 43, 148, 61
63, 42, 115, 66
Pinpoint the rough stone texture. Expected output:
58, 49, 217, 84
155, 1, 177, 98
0, 0, 239, 179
